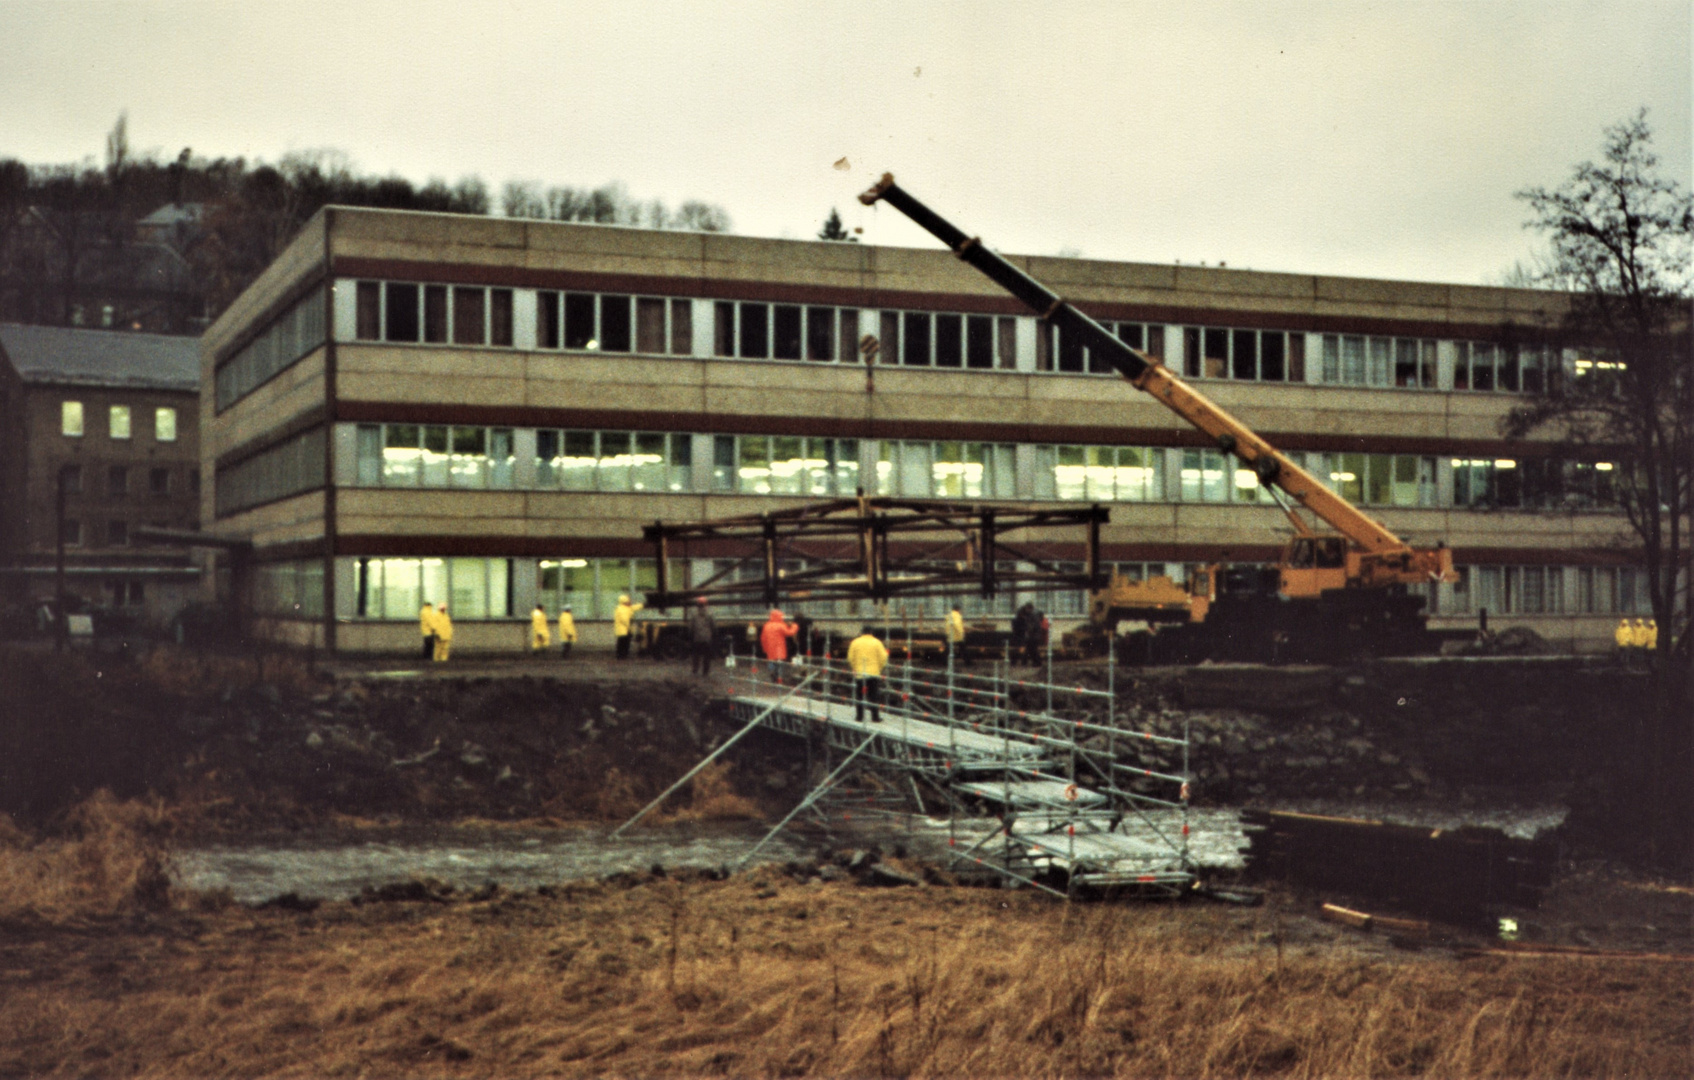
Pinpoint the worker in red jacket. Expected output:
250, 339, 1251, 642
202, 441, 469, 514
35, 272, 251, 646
760, 609, 799, 683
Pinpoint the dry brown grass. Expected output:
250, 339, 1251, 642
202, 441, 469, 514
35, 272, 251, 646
0, 791, 172, 923
135, 643, 319, 698
1, 866, 1687, 1078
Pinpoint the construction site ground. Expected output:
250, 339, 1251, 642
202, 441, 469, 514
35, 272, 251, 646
0, 642, 1688, 1077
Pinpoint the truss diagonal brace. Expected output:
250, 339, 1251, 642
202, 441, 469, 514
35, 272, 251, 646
611, 672, 817, 837
734, 731, 879, 869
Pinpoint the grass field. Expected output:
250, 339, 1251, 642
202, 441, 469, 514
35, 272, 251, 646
1, 837, 1689, 1078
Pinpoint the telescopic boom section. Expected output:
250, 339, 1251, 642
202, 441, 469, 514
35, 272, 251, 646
859, 173, 1442, 572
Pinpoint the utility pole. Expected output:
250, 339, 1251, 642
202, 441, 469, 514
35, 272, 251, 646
54, 463, 72, 652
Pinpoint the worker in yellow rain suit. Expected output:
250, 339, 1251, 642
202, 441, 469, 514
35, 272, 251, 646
1645, 618, 1659, 659
433, 604, 453, 662
613, 595, 643, 660
946, 604, 966, 666
420, 602, 439, 660
847, 626, 889, 724
558, 605, 577, 659
1614, 618, 1633, 665
530, 604, 551, 652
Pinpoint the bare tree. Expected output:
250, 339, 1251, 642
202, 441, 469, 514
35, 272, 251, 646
1508, 110, 1693, 868
673, 200, 730, 233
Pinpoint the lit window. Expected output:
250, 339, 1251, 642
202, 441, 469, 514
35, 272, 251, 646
155, 407, 177, 442
61, 401, 83, 437
109, 405, 132, 440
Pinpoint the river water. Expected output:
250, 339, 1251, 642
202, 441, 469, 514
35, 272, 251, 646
170, 802, 1567, 905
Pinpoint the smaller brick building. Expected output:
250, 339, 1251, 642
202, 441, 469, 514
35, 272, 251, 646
0, 323, 202, 626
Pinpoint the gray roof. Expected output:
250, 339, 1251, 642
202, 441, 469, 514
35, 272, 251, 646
0, 323, 199, 392
137, 202, 204, 228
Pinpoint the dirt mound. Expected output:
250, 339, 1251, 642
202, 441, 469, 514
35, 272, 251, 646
0, 645, 807, 834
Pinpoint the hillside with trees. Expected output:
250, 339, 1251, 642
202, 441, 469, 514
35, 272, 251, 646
0, 115, 731, 335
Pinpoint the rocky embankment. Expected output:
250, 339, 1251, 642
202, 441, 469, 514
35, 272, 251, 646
1, 646, 1641, 837
1024, 658, 1641, 810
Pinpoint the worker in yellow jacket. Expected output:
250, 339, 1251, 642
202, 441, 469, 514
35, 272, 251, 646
847, 627, 890, 724
612, 594, 643, 660
433, 604, 453, 662
1645, 619, 1659, 656
946, 604, 966, 665
530, 604, 551, 652
558, 605, 577, 659
420, 603, 439, 660
1615, 618, 1633, 665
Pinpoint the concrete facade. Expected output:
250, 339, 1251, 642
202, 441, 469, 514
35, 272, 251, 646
202, 208, 1645, 654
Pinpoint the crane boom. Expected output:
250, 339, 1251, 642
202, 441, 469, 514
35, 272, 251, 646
859, 173, 1454, 589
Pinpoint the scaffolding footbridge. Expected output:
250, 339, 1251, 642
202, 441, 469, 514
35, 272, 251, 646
622, 649, 1196, 899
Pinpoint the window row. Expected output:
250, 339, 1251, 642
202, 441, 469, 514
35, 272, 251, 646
335, 422, 1621, 511
873, 441, 1018, 500
1038, 321, 1168, 376
354, 282, 517, 348
214, 288, 326, 411
1451, 458, 1619, 510
338, 278, 1576, 396
215, 428, 326, 518
357, 424, 516, 489
539, 430, 692, 493
869, 310, 1019, 369
61, 402, 178, 441
57, 463, 193, 499
338, 555, 1662, 625
254, 560, 327, 618
353, 557, 513, 620
1428, 565, 1654, 617
55, 517, 189, 547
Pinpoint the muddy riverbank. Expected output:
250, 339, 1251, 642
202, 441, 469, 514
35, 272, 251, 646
0, 646, 1635, 837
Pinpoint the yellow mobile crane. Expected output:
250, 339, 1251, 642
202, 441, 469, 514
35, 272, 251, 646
860, 175, 1458, 662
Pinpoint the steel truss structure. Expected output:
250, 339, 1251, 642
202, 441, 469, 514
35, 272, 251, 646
620, 638, 1195, 900
641, 496, 1109, 610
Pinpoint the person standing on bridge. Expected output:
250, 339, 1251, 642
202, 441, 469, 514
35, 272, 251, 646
686, 596, 717, 677
848, 626, 889, 724
1012, 602, 1036, 665
558, 605, 577, 659
613, 594, 643, 660
946, 604, 966, 666
760, 609, 798, 682
530, 604, 552, 653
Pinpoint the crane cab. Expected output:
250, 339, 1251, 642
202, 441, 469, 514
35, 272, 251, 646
1280, 536, 1351, 598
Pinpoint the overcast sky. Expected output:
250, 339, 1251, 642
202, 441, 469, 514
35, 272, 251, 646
2, 1, 1687, 284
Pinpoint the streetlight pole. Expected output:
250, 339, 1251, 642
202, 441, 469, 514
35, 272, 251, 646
54, 463, 72, 653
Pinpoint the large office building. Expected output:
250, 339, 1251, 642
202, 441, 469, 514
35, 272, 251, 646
200, 207, 1648, 654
